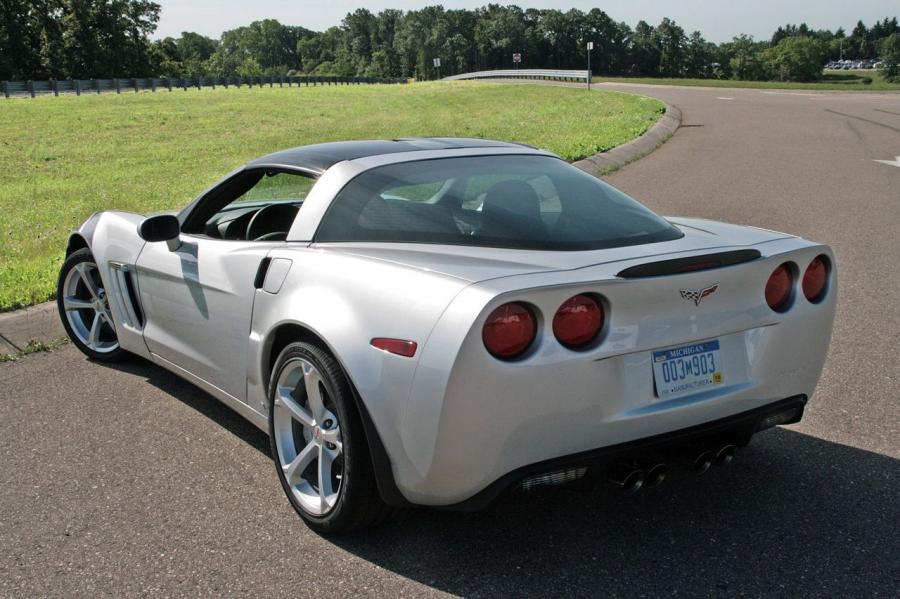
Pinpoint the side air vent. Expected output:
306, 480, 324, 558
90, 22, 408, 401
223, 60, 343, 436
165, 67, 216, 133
617, 249, 761, 279
109, 263, 145, 328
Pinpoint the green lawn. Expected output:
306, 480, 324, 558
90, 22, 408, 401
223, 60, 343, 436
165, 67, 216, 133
596, 70, 900, 91
0, 81, 663, 310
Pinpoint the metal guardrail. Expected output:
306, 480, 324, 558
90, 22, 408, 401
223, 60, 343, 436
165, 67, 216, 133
443, 69, 590, 82
1, 75, 407, 98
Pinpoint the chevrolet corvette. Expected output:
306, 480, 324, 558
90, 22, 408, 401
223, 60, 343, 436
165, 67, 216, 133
57, 138, 836, 532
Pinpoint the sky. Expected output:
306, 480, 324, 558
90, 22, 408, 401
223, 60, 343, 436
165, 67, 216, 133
153, 1, 898, 43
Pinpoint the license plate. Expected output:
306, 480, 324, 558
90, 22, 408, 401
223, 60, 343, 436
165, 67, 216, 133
652, 340, 724, 399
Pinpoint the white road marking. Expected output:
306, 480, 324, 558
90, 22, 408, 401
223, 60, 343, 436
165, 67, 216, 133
873, 156, 900, 168
762, 91, 821, 97
717, 97, 733, 100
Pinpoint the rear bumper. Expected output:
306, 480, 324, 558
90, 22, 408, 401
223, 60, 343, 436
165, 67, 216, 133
442, 394, 806, 511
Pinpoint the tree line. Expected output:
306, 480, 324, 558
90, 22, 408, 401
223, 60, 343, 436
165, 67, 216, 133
2, 2, 899, 83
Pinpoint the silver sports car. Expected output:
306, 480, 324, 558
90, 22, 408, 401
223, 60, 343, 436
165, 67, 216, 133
57, 138, 836, 532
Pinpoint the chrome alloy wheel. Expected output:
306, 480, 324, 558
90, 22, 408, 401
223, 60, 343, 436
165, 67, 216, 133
272, 358, 344, 516
61, 261, 119, 354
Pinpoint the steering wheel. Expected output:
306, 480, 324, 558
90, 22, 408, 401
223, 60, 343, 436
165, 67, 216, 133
253, 231, 288, 241
245, 204, 299, 241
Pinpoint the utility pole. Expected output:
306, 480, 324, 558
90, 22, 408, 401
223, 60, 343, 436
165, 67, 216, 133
586, 41, 594, 90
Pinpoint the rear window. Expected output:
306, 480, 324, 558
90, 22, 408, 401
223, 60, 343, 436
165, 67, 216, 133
314, 155, 682, 250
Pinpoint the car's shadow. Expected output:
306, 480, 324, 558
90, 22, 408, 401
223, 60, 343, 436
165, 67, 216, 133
108, 356, 270, 454
110, 356, 900, 596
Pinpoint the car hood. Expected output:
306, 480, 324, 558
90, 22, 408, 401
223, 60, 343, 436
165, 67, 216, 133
313, 217, 794, 284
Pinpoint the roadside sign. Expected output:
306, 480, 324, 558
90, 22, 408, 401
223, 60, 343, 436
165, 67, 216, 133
433, 58, 441, 67
586, 42, 594, 50
512, 53, 521, 63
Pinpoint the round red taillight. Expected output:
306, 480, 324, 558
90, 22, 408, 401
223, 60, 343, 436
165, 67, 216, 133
802, 255, 829, 303
482, 302, 537, 359
765, 263, 793, 312
553, 294, 605, 349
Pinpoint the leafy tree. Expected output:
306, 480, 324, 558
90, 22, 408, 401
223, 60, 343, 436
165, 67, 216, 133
759, 36, 826, 81
628, 20, 659, 75
582, 9, 630, 75
474, 4, 528, 71
848, 20, 873, 59
4, 3, 899, 84
0, 0, 58, 79
652, 17, 686, 76
149, 37, 182, 75
879, 33, 900, 81
176, 32, 216, 60
684, 31, 715, 77
726, 35, 766, 80
206, 19, 311, 76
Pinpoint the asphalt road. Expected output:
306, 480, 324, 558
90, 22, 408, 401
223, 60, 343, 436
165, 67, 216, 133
2, 84, 899, 597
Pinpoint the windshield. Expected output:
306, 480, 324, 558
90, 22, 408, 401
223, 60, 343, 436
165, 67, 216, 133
314, 155, 682, 250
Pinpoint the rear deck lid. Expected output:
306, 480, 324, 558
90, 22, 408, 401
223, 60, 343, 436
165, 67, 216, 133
315, 218, 793, 283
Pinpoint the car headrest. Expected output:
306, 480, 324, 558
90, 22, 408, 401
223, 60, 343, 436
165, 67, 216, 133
479, 180, 544, 239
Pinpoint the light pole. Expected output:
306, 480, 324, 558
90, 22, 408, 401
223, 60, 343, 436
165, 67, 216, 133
586, 41, 594, 90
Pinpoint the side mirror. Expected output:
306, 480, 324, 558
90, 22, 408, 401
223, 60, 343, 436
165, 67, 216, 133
139, 214, 181, 251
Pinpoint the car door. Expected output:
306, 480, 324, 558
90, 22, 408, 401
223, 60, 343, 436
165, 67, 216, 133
136, 168, 314, 403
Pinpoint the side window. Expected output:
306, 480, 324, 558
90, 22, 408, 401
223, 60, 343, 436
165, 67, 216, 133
232, 172, 314, 205
185, 171, 316, 241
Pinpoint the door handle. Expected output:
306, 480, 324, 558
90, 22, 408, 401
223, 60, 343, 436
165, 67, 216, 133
253, 257, 272, 289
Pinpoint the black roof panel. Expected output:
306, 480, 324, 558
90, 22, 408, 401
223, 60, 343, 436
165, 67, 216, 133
246, 138, 530, 173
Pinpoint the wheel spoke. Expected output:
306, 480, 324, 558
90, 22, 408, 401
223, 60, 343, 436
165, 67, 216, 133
275, 388, 314, 428
318, 445, 336, 510
63, 295, 93, 311
283, 441, 317, 485
303, 364, 326, 422
87, 312, 102, 348
74, 263, 101, 302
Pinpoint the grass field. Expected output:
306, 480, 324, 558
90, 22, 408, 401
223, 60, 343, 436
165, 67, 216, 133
0, 81, 664, 310
597, 70, 900, 91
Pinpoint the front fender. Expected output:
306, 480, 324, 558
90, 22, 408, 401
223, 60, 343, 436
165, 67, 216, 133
69, 210, 150, 357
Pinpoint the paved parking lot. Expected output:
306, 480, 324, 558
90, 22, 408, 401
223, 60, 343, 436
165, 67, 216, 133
2, 84, 899, 596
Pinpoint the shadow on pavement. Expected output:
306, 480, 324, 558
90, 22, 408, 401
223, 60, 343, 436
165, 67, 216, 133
336, 430, 899, 596
107, 356, 899, 596
107, 356, 270, 454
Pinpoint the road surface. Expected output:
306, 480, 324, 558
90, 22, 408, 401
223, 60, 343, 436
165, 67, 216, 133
2, 84, 898, 597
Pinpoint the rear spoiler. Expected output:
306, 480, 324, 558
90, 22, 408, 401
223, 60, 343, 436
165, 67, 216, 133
616, 249, 761, 279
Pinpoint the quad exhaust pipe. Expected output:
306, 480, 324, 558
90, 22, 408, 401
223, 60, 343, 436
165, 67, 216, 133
715, 444, 737, 465
606, 460, 668, 493
680, 449, 715, 474
606, 462, 646, 494
644, 462, 669, 488
680, 443, 738, 474
605, 444, 736, 493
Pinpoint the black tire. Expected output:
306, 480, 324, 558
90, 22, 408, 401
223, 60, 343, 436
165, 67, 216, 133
268, 341, 393, 533
56, 248, 129, 363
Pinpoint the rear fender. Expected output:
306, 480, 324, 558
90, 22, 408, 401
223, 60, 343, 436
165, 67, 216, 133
247, 245, 470, 502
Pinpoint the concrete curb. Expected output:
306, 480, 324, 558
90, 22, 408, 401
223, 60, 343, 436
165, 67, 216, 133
573, 102, 681, 176
0, 301, 63, 355
0, 85, 682, 355
468, 78, 682, 176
